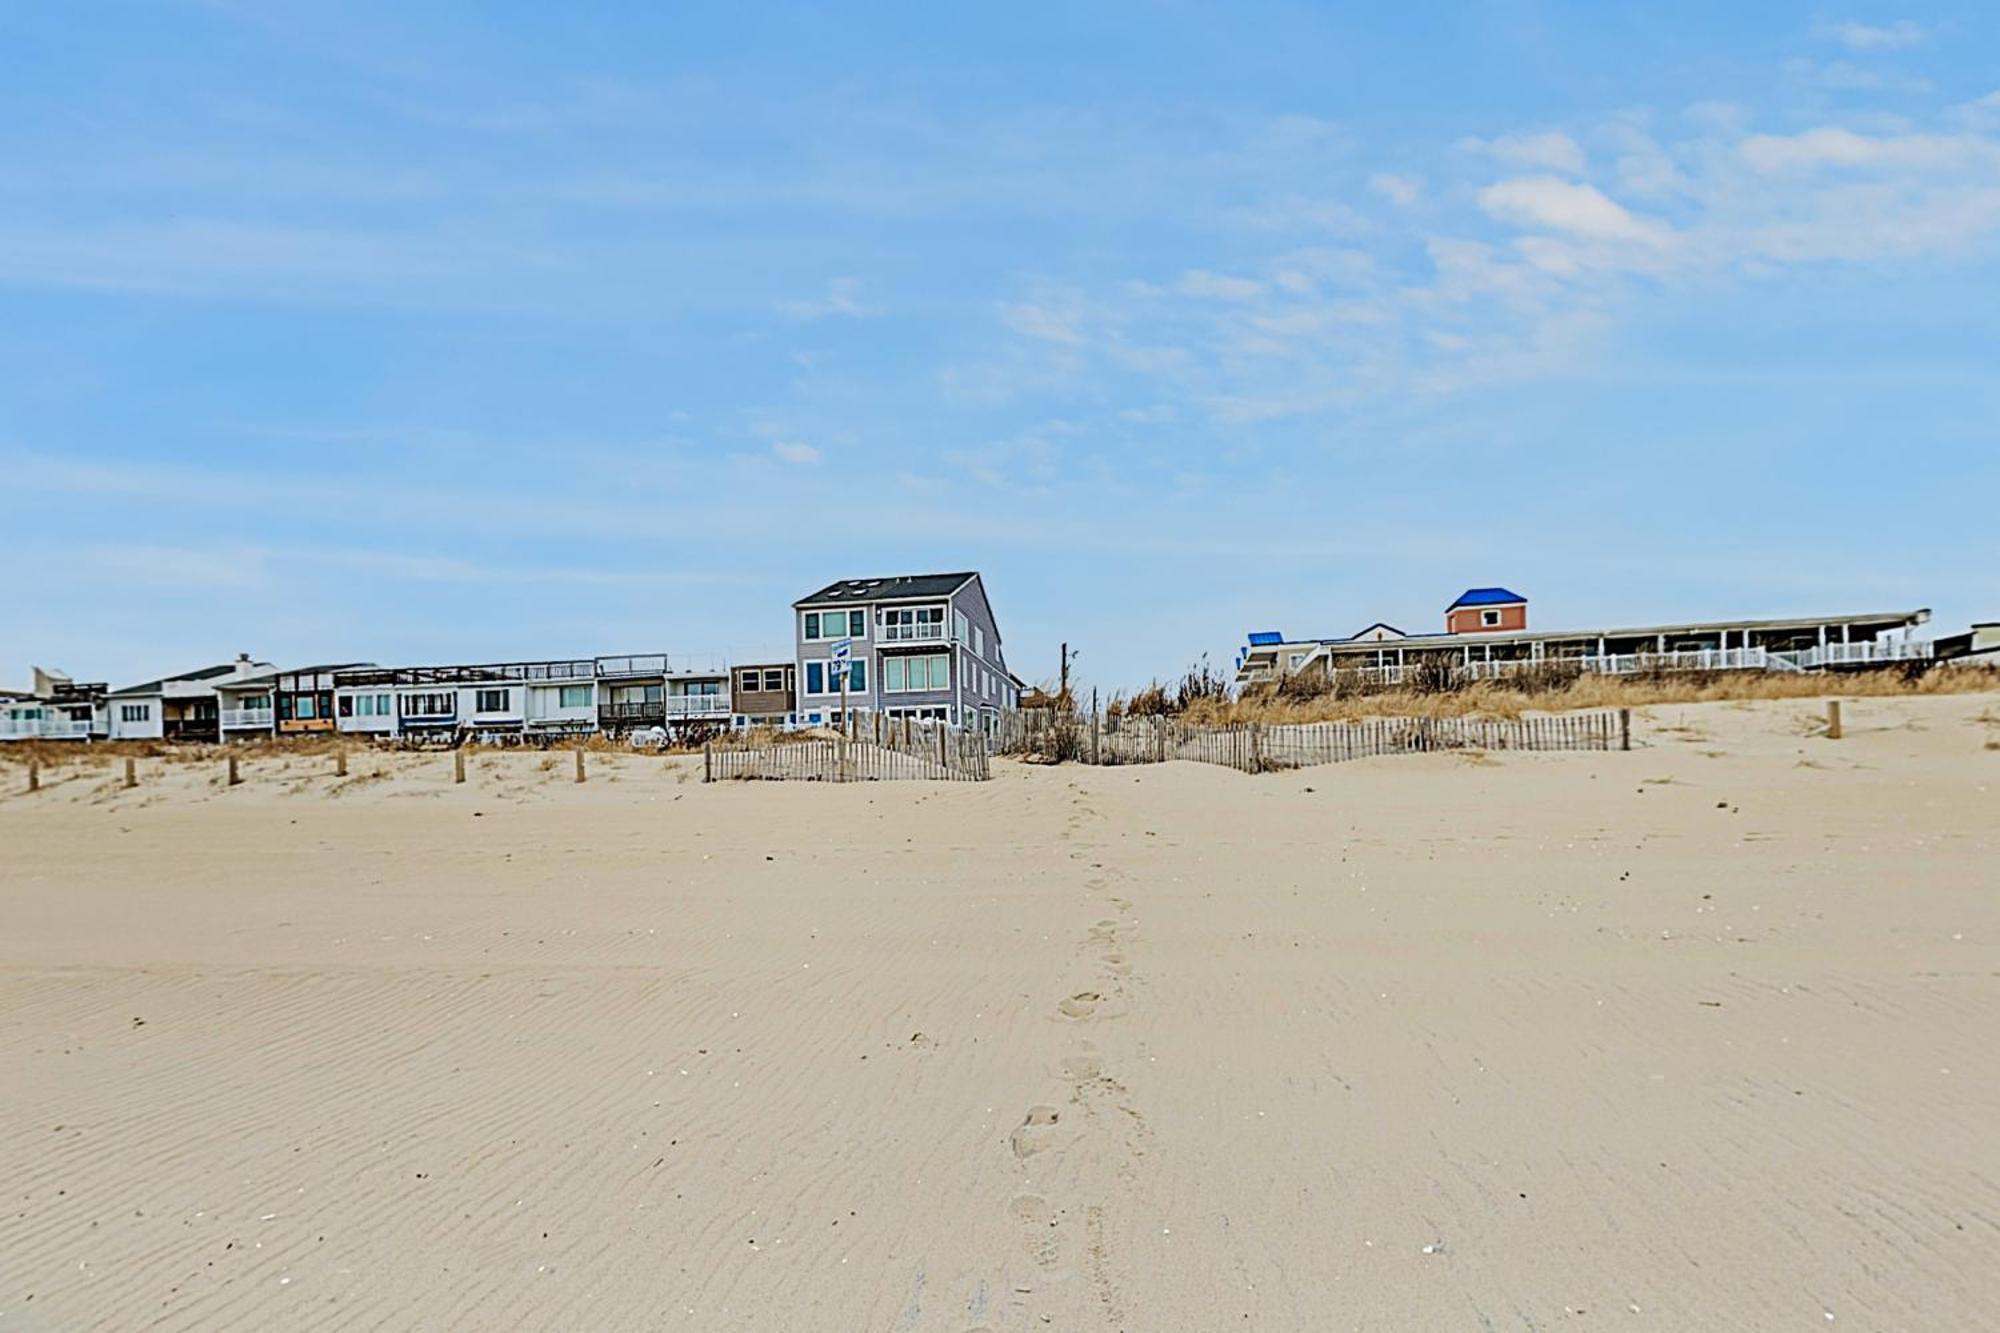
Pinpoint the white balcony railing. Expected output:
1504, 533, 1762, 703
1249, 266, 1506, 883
1257, 638, 1937, 687
878, 622, 946, 643
0, 717, 93, 740
220, 708, 275, 730
665, 694, 731, 717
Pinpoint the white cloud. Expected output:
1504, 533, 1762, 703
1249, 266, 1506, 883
1176, 269, 1267, 301
777, 276, 882, 321
1784, 58, 1934, 93
1959, 91, 2000, 129
1477, 176, 1675, 247
1818, 19, 1929, 51
771, 440, 822, 465
1460, 131, 1587, 175
998, 295, 1088, 345
1227, 196, 1369, 232
1740, 127, 1993, 172
1369, 172, 1422, 206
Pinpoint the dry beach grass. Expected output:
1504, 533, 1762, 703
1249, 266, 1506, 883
2, 692, 1997, 1330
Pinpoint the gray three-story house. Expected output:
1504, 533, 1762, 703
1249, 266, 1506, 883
794, 572, 1018, 732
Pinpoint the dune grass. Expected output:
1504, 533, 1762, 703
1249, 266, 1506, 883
1191, 664, 2000, 724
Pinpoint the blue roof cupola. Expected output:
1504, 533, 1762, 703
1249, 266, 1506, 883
1448, 587, 1526, 610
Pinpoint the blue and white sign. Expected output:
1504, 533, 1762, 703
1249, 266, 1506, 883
831, 639, 852, 662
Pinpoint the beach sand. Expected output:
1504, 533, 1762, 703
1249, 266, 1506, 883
3, 694, 1997, 1330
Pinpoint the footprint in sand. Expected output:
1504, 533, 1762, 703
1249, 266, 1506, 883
1101, 953, 1131, 976
1058, 992, 1101, 1020
1010, 1193, 1061, 1268
1059, 1048, 1104, 1081
1009, 1106, 1064, 1159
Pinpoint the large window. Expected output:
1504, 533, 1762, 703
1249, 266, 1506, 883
403, 693, 454, 718
804, 609, 867, 641
296, 695, 317, 720
120, 703, 150, 723
880, 606, 945, 641
762, 669, 785, 692
476, 689, 511, 714
886, 653, 949, 692
954, 609, 970, 644
806, 661, 864, 695
559, 685, 592, 708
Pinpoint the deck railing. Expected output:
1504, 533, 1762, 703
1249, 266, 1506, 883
1266, 639, 1935, 688
665, 694, 731, 718
0, 717, 93, 740
220, 708, 275, 730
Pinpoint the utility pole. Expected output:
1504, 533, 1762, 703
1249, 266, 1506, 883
1060, 643, 1077, 704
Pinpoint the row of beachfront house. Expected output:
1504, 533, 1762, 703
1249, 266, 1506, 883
1236, 587, 1959, 687
2, 571, 1026, 744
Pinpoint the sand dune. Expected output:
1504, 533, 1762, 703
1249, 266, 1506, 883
3, 695, 1997, 1330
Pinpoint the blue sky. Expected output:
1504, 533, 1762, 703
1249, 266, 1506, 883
3, 2, 1997, 693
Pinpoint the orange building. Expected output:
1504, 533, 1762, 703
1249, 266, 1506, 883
1444, 587, 1527, 635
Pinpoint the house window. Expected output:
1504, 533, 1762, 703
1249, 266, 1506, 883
740, 671, 760, 692
846, 660, 866, 692
404, 693, 454, 718
339, 695, 354, 717
296, 696, 317, 720
120, 703, 150, 723
887, 653, 948, 692
763, 669, 784, 692
476, 689, 511, 713
974, 625, 985, 656
954, 609, 970, 644
1481, 609, 1501, 627
881, 606, 945, 641
559, 685, 591, 708
805, 661, 824, 695
804, 612, 821, 640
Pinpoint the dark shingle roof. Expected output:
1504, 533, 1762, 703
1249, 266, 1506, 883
109, 662, 249, 696
795, 572, 976, 606
1449, 587, 1526, 609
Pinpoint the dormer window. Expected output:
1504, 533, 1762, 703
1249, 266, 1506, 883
1482, 609, 1501, 627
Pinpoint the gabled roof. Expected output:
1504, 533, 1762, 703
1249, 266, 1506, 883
1347, 622, 1406, 639
110, 662, 248, 696
796, 572, 977, 606
1449, 587, 1526, 609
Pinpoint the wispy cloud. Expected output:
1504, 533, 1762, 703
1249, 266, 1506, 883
771, 440, 822, 464
1459, 130, 1587, 175
1816, 19, 1930, 51
776, 276, 883, 321
1369, 172, 1422, 206
1478, 176, 1676, 246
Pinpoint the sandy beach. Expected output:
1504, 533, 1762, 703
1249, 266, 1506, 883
3, 693, 1997, 1331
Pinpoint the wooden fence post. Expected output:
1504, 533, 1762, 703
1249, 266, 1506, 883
1091, 710, 1101, 765
1154, 715, 1166, 763
335, 747, 348, 777
123, 756, 137, 789
1618, 708, 1630, 752
453, 748, 466, 784
574, 749, 586, 783
26, 758, 39, 793
703, 740, 712, 783
1826, 700, 1842, 740
226, 752, 241, 786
